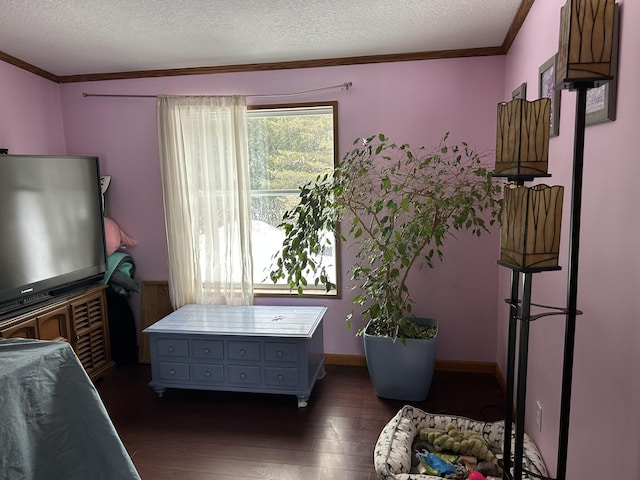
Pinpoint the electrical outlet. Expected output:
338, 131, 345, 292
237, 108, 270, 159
536, 401, 543, 432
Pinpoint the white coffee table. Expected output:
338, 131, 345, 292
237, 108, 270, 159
143, 304, 327, 407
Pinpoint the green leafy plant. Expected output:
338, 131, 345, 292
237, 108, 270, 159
270, 133, 502, 341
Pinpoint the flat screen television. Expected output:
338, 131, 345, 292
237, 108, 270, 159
0, 154, 107, 316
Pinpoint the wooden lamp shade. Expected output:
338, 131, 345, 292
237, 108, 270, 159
495, 98, 551, 180
555, 0, 617, 89
499, 184, 564, 271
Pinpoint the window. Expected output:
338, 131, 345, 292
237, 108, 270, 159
247, 102, 339, 295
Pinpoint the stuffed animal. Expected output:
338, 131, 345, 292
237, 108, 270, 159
419, 423, 496, 463
469, 472, 488, 480
104, 216, 137, 255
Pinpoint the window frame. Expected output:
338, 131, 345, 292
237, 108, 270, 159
247, 101, 341, 298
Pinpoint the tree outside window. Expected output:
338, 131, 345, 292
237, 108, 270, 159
247, 102, 339, 294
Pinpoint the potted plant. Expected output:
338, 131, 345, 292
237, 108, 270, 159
270, 133, 502, 400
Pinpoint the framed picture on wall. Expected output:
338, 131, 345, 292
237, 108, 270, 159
512, 83, 527, 100
586, 4, 620, 126
539, 54, 561, 137
586, 85, 616, 125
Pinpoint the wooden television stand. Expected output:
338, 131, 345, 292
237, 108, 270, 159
0, 284, 115, 382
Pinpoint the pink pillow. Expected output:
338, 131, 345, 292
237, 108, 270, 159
104, 216, 137, 255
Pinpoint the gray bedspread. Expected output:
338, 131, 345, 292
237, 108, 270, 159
0, 338, 140, 480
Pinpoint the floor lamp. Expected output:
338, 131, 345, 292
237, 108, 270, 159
494, 95, 565, 480
553, 1, 618, 479
495, 1, 619, 479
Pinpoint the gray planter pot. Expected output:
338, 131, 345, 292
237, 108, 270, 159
363, 317, 438, 401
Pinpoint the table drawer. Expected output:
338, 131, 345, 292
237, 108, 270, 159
265, 342, 298, 363
265, 367, 299, 387
228, 365, 261, 385
228, 341, 260, 361
157, 338, 188, 357
158, 361, 190, 381
192, 339, 223, 359
192, 363, 224, 383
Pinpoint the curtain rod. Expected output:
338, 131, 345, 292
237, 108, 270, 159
82, 81, 352, 99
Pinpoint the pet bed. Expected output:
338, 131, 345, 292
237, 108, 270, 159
374, 405, 546, 479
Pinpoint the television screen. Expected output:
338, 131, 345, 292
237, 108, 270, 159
0, 155, 107, 314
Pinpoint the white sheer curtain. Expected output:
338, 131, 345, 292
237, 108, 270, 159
157, 95, 253, 309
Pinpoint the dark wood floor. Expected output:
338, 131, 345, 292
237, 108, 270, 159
96, 364, 505, 480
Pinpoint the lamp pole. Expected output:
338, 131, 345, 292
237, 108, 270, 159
556, 83, 588, 480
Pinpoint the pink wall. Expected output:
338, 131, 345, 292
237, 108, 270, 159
502, 1, 640, 478
4, 4, 636, 478
0, 62, 66, 154
57, 57, 506, 360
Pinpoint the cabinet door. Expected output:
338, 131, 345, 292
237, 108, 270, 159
69, 288, 112, 377
37, 305, 71, 342
0, 318, 38, 339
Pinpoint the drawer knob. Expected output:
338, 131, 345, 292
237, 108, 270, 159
205, 371, 211, 377
168, 346, 174, 353
239, 349, 246, 356
277, 374, 284, 381
169, 369, 175, 376
203, 347, 210, 354
240, 372, 247, 379
277, 351, 283, 357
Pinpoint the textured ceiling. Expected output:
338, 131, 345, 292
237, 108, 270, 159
0, 0, 524, 78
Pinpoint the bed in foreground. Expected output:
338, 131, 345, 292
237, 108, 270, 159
0, 338, 140, 480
